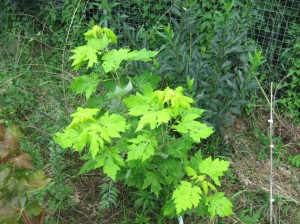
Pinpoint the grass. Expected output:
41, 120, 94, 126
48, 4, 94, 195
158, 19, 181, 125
222, 108, 300, 224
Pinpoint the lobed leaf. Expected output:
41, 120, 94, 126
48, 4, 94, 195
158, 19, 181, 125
142, 172, 162, 197
172, 113, 214, 142
136, 109, 171, 132
198, 157, 230, 186
69, 107, 99, 128
127, 133, 158, 162
172, 181, 202, 214
123, 93, 151, 116
205, 192, 233, 218
71, 73, 101, 100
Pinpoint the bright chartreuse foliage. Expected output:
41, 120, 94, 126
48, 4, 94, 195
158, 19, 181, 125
171, 156, 233, 217
102, 48, 158, 73
172, 181, 202, 214
198, 156, 230, 186
69, 25, 158, 101
70, 73, 101, 100
70, 25, 157, 71
54, 107, 128, 162
54, 26, 233, 220
127, 132, 158, 162
173, 113, 214, 143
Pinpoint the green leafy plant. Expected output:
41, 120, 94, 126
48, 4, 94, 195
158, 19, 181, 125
0, 122, 50, 224
98, 178, 120, 211
54, 25, 232, 221
289, 153, 300, 168
276, 26, 300, 124
254, 128, 284, 160
156, 1, 259, 132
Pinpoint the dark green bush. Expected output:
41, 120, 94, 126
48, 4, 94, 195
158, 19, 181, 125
157, 2, 259, 132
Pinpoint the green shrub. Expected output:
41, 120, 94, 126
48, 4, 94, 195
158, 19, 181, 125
54, 25, 233, 222
276, 24, 300, 124
156, 2, 259, 132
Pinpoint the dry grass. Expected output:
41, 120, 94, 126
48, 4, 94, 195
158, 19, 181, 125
222, 109, 300, 224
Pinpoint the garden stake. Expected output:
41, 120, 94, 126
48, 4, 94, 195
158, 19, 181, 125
178, 216, 184, 224
269, 82, 274, 223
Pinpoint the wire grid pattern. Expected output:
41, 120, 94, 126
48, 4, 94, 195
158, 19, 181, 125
42, 0, 299, 78
111, 0, 173, 28
249, 0, 300, 77
86, 0, 174, 44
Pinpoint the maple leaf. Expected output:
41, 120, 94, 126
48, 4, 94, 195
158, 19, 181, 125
98, 112, 128, 138
172, 181, 202, 214
54, 126, 96, 153
71, 73, 101, 100
69, 107, 99, 128
84, 25, 103, 40
103, 28, 118, 43
83, 113, 127, 158
126, 48, 158, 61
88, 128, 104, 158
127, 133, 157, 162
70, 45, 99, 70
152, 87, 194, 116
198, 157, 230, 186
101, 49, 131, 72
123, 93, 151, 116
56, 109, 127, 159
73, 128, 89, 151
172, 113, 214, 142
123, 92, 172, 131
205, 192, 233, 218
164, 87, 194, 116
87, 37, 109, 51
53, 128, 80, 149
136, 109, 171, 132
103, 148, 125, 181
70, 28, 110, 70
185, 166, 197, 179
142, 172, 162, 197
102, 48, 158, 73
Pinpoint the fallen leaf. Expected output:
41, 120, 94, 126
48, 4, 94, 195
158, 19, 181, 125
4, 128, 20, 151
10, 153, 34, 169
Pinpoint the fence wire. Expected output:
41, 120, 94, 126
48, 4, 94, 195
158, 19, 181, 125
249, 0, 300, 79
85, 1, 299, 76
42, 0, 299, 81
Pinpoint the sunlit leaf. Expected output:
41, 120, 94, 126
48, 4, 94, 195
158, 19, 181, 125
172, 181, 202, 214
198, 157, 230, 186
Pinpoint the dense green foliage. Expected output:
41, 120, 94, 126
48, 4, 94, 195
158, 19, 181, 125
276, 24, 300, 124
0, 0, 299, 223
54, 26, 233, 221
156, 3, 260, 131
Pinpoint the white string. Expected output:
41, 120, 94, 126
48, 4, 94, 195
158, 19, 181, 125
269, 82, 274, 224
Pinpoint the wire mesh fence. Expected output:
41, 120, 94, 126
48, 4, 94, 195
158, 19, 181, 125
249, 0, 300, 80
38, 0, 299, 83
84, 1, 299, 76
